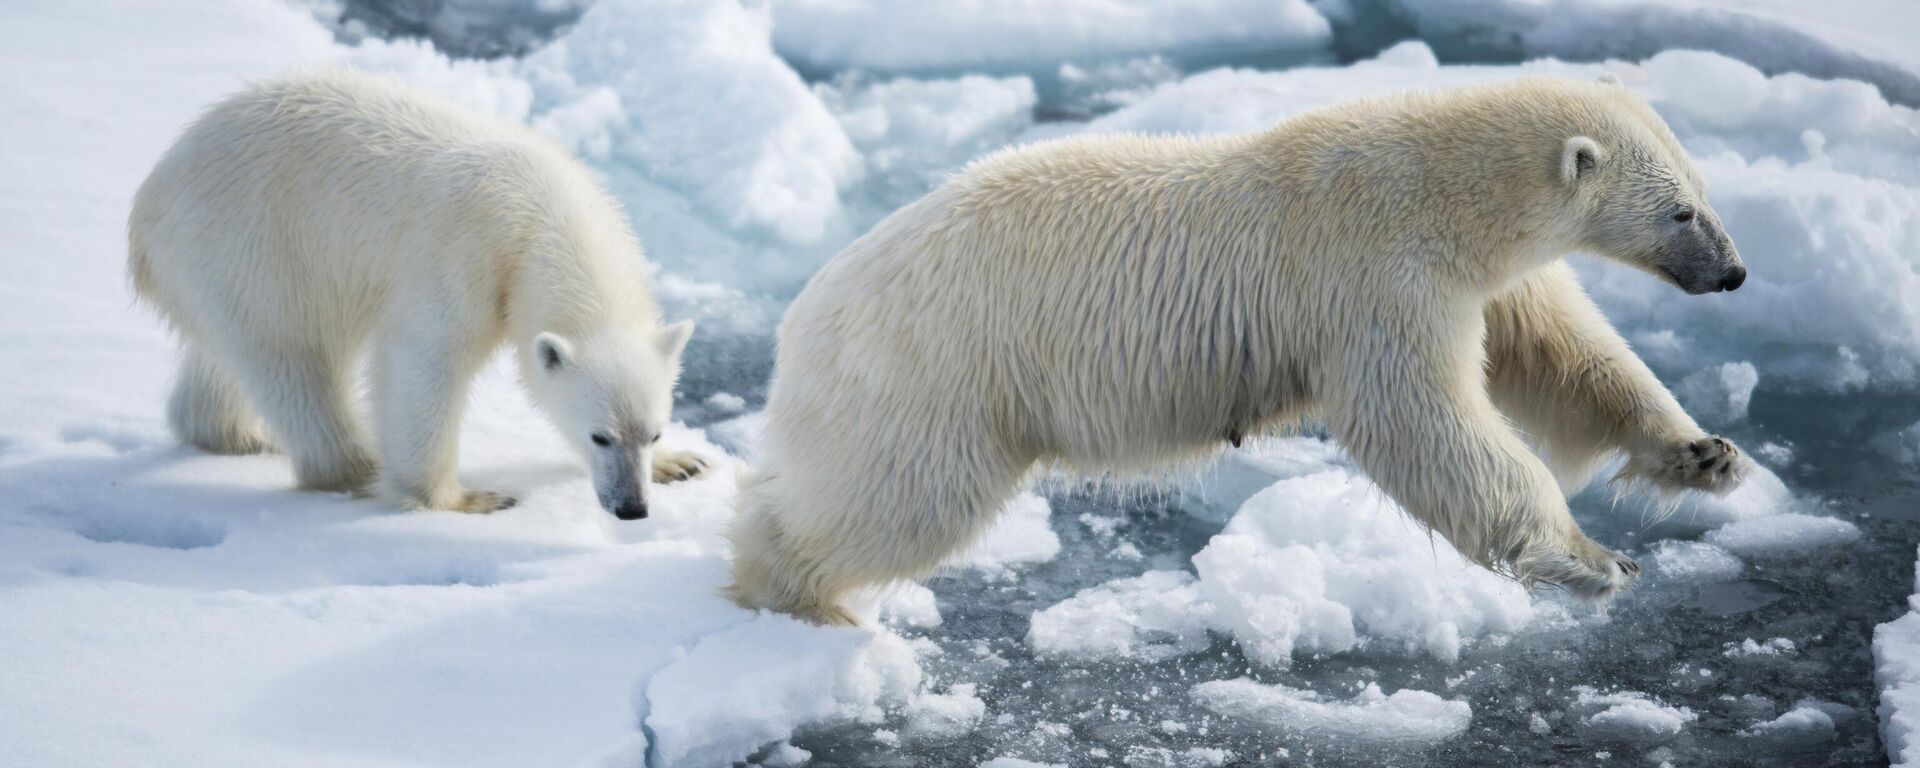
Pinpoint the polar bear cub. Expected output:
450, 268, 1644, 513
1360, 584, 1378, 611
129, 69, 703, 518
730, 77, 1749, 625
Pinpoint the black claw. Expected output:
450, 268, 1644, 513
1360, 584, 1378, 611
1619, 559, 1641, 576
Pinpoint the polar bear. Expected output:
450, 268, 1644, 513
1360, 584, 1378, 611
129, 69, 705, 518
730, 77, 1749, 624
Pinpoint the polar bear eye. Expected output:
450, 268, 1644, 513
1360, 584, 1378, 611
1672, 209, 1695, 223
591, 432, 613, 448
650, 434, 662, 445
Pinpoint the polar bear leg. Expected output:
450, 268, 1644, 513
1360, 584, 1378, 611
1484, 262, 1745, 494
168, 346, 271, 455
1325, 331, 1638, 599
730, 428, 1029, 625
229, 342, 377, 494
368, 315, 506, 513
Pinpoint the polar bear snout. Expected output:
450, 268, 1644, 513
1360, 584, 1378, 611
1716, 264, 1747, 292
613, 500, 648, 521
1666, 210, 1746, 294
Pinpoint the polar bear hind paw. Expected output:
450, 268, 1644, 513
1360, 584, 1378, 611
651, 449, 708, 483
1519, 536, 1640, 602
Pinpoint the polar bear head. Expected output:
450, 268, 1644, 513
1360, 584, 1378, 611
1557, 87, 1746, 294
526, 321, 694, 520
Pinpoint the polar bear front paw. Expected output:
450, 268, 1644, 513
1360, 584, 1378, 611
651, 449, 708, 483
450, 489, 517, 514
1520, 535, 1640, 602
1624, 435, 1746, 495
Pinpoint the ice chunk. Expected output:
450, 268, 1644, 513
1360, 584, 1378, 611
1177, 436, 1346, 523
879, 583, 943, 629
1723, 637, 1797, 658
1675, 362, 1759, 426
1573, 687, 1698, 743
769, 0, 1331, 75
705, 392, 748, 414
1027, 570, 1215, 662
554, 0, 858, 243
1704, 513, 1863, 557
643, 616, 922, 767
704, 411, 769, 460
1744, 702, 1837, 743
1633, 461, 1795, 530
1647, 540, 1746, 583
1192, 470, 1541, 666
1191, 678, 1471, 745
1355, 0, 1920, 106
904, 684, 985, 739
820, 74, 1037, 206
980, 759, 1066, 768
1886, 421, 1920, 465
954, 492, 1061, 575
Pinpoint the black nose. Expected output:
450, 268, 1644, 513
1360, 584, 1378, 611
613, 501, 648, 521
1718, 266, 1747, 292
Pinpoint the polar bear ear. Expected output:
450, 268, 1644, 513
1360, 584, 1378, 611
656, 320, 695, 361
1561, 136, 1603, 184
534, 332, 573, 372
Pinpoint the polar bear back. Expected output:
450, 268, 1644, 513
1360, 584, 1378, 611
129, 69, 649, 342
769, 78, 1678, 472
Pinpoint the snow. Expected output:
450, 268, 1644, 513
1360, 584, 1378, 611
1190, 678, 1472, 746
768, 0, 1332, 76
0, 2, 923, 765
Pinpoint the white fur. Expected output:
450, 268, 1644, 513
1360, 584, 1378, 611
730, 78, 1749, 624
129, 69, 699, 515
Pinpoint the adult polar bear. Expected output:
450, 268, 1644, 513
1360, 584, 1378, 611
731, 78, 1749, 625
130, 70, 703, 518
